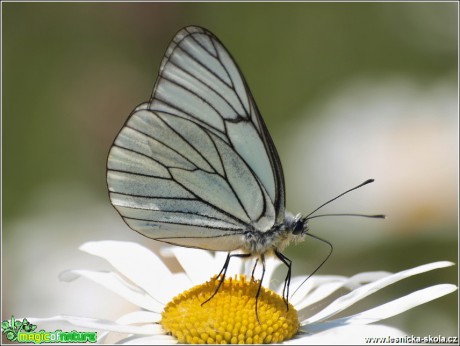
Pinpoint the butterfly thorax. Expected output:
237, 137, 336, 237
242, 212, 308, 256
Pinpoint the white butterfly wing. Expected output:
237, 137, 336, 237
107, 26, 285, 251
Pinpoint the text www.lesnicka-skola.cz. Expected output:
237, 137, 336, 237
364, 335, 458, 344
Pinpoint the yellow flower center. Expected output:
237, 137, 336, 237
161, 275, 299, 344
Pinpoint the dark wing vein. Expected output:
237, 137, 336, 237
107, 26, 286, 248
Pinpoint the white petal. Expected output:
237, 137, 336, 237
294, 281, 348, 311
28, 315, 162, 335
97, 311, 162, 343
221, 252, 247, 277
287, 325, 406, 344
341, 271, 392, 290
241, 257, 257, 277
237, 256, 282, 288
294, 272, 391, 311
262, 257, 283, 287
160, 247, 259, 286
116, 311, 161, 325
60, 269, 164, 312
215, 251, 229, 264
287, 275, 347, 307
79, 241, 180, 302
305, 284, 457, 331
301, 261, 454, 324
161, 247, 217, 284
119, 334, 178, 344
170, 272, 195, 294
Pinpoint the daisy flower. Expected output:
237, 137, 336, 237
29, 241, 456, 344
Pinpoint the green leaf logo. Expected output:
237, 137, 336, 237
1, 316, 37, 341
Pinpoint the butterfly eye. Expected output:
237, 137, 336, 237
293, 219, 306, 235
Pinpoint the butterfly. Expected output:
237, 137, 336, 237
106, 26, 382, 311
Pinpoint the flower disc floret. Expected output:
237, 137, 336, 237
161, 275, 299, 344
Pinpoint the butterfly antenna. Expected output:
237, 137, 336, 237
306, 213, 386, 220
291, 179, 385, 298
303, 179, 384, 221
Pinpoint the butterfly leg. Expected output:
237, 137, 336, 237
254, 254, 266, 324
274, 250, 292, 310
250, 258, 259, 280
202, 252, 251, 306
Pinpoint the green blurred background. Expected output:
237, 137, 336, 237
2, 2, 458, 338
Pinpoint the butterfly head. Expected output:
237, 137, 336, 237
293, 217, 308, 235
283, 213, 309, 246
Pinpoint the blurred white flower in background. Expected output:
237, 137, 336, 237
283, 77, 457, 239
1, 185, 150, 321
